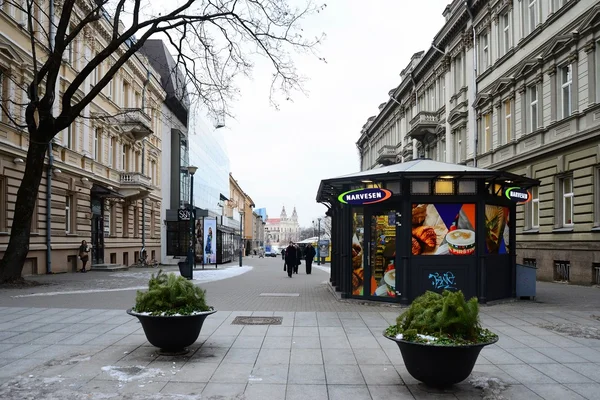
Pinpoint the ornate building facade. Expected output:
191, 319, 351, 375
0, 0, 164, 274
265, 206, 300, 247
356, 0, 600, 285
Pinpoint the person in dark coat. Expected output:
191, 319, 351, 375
284, 242, 296, 278
294, 245, 301, 274
304, 244, 316, 274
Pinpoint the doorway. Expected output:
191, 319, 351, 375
91, 197, 105, 264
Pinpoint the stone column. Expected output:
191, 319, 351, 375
570, 52, 579, 114
495, 101, 502, 147
519, 85, 526, 138
585, 41, 596, 106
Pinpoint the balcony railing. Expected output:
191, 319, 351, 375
376, 145, 397, 166
120, 172, 151, 186
117, 108, 153, 141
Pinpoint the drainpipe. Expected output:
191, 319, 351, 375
46, 0, 56, 274
465, 0, 478, 166
141, 70, 150, 254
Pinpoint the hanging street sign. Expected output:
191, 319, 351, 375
338, 188, 392, 205
505, 187, 532, 203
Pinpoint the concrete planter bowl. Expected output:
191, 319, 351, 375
127, 308, 216, 352
384, 332, 498, 387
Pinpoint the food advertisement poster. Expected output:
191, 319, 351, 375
203, 218, 217, 264
485, 205, 509, 255
411, 203, 476, 256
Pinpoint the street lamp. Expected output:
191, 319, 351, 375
239, 210, 244, 267
317, 217, 322, 265
187, 166, 198, 278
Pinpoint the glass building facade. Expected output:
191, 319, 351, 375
188, 116, 230, 214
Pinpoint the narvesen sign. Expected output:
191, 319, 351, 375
338, 188, 392, 205
505, 187, 532, 203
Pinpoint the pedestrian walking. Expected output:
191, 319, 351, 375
284, 242, 296, 278
304, 244, 316, 274
79, 240, 90, 273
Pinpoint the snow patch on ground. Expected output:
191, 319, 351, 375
315, 265, 330, 273
192, 265, 252, 282
538, 322, 600, 340
100, 365, 165, 382
468, 375, 508, 400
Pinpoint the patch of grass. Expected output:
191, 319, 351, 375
385, 290, 498, 346
132, 270, 210, 316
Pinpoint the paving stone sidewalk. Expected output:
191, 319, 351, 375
0, 305, 599, 399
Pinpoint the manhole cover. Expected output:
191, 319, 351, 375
231, 316, 283, 325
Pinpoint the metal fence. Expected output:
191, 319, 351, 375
553, 260, 570, 282
594, 265, 600, 285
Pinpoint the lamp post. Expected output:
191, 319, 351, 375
187, 166, 198, 278
317, 217, 322, 265
239, 210, 244, 267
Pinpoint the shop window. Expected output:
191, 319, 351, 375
530, 186, 539, 228
458, 180, 476, 195
351, 209, 365, 296
411, 180, 430, 195
553, 260, 570, 282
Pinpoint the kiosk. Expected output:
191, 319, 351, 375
316, 159, 539, 304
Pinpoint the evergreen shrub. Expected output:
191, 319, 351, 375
385, 290, 497, 345
132, 270, 211, 316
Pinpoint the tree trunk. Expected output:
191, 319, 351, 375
0, 135, 50, 282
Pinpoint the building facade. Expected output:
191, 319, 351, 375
140, 40, 191, 265
227, 173, 255, 254
265, 206, 300, 246
356, 0, 600, 285
0, 1, 164, 274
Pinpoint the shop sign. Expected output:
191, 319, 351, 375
505, 187, 531, 203
178, 208, 192, 221
338, 188, 392, 205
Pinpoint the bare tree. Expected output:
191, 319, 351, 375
0, 0, 325, 282
298, 227, 313, 241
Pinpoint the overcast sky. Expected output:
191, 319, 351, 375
220, 0, 449, 227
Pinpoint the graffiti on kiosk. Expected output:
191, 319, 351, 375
428, 272, 457, 290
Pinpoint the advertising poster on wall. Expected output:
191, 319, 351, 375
203, 218, 217, 264
195, 219, 203, 261
352, 211, 367, 296
484, 205, 509, 254
411, 203, 476, 256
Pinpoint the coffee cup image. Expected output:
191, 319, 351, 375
383, 269, 396, 296
445, 229, 476, 256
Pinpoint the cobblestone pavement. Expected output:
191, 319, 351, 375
0, 257, 599, 399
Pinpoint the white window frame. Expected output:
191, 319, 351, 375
561, 175, 574, 227
502, 12, 511, 56
528, 0, 538, 33
65, 195, 72, 233
93, 128, 99, 160
529, 85, 538, 132
561, 64, 572, 119
108, 137, 113, 167
531, 185, 539, 228
504, 99, 512, 143
481, 32, 490, 71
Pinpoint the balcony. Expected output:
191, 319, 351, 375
119, 172, 152, 200
402, 142, 413, 161
376, 145, 397, 166
407, 111, 439, 143
118, 108, 153, 141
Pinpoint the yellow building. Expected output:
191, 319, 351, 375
227, 173, 256, 254
0, 1, 165, 274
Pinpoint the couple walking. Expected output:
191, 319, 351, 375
284, 242, 316, 278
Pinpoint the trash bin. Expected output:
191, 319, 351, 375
178, 257, 192, 280
516, 264, 537, 300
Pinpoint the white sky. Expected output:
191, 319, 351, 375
220, 0, 450, 227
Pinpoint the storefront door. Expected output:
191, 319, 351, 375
351, 207, 400, 300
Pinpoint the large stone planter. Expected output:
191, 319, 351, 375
127, 308, 216, 352
384, 333, 498, 387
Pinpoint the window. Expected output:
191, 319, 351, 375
529, 85, 538, 132
531, 186, 539, 228
481, 32, 490, 71
65, 195, 73, 233
0, 176, 5, 232
108, 137, 114, 167
456, 131, 462, 163
122, 144, 127, 170
501, 12, 511, 56
66, 124, 73, 149
504, 99, 512, 143
528, 0, 538, 33
90, 55, 98, 87
554, 0, 567, 11
0, 69, 6, 123
483, 113, 492, 152
93, 128, 99, 160
561, 64, 572, 119
123, 82, 130, 108
107, 79, 113, 99
454, 53, 463, 91
559, 175, 574, 226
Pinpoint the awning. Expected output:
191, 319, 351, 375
91, 184, 125, 199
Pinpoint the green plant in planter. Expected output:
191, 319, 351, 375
385, 290, 497, 345
132, 270, 211, 316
